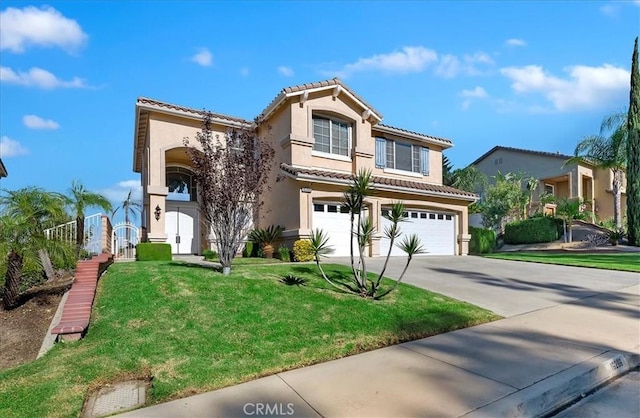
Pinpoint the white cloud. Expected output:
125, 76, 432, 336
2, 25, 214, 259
191, 48, 213, 66
505, 38, 527, 47
435, 52, 494, 78
0, 5, 87, 53
460, 86, 489, 98
459, 86, 489, 110
599, 4, 619, 16
278, 66, 294, 77
0, 66, 88, 89
0, 136, 28, 157
434, 54, 461, 78
23, 114, 60, 130
239, 67, 250, 77
333, 46, 438, 78
501, 64, 630, 112
101, 180, 142, 204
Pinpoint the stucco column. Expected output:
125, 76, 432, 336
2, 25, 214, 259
147, 186, 168, 242
457, 206, 470, 256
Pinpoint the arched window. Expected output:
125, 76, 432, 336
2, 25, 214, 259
166, 166, 197, 201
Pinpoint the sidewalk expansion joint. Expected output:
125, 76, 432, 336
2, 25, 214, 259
276, 374, 323, 417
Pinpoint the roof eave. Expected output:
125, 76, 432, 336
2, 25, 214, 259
283, 170, 478, 202
374, 125, 453, 149
259, 85, 383, 123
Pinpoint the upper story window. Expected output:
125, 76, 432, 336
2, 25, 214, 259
313, 116, 351, 157
375, 137, 429, 175
166, 166, 197, 201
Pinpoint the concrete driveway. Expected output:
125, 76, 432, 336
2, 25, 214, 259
330, 256, 640, 317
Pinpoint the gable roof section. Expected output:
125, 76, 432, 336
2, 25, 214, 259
280, 163, 478, 201
0, 158, 7, 178
374, 124, 453, 149
470, 145, 579, 167
259, 78, 383, 123
133, 97, 251, 172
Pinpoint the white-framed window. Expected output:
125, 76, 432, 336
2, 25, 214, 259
313, 115, 351, 157
375, 137, 429, 175
544, 183, 555, 196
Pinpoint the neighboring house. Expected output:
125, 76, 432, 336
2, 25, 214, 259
0, 158, 7, 178
471, 146, 627, 222
133, 78, 477, 256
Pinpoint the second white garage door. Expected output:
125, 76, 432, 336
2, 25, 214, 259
380, 209, 456, 256
312, 202, 359, 257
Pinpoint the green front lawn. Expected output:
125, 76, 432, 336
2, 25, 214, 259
0, 261, 498, 418
485, 252, 640, 272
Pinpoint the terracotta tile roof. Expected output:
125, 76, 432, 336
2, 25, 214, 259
259, 77, 382, 120
137, 97, 250, 124
280, 163, 478, 200
470, 146, 576, 166
375, 124, 452, 146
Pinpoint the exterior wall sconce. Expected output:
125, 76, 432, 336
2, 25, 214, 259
154, 205, 162, 221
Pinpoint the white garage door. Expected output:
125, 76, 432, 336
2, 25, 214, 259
312, 203, 359, 257
380, 209, 456, 256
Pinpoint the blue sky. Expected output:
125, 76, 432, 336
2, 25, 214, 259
0, 1, 638, 220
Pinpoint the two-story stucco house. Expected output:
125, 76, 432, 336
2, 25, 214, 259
133, 78, 477, 257
471, 146, 627, 221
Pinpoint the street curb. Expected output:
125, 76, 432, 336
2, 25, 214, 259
463, 350, 640, 418
37, 290, 69, 359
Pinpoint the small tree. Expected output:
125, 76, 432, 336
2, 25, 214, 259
480, 172, 528, 230
185, 113, 275, 273
112, 189, 142, 243
627, 37, 640, 246
309, 170, 424, 299
0, 187, 73, 309
66, 180, 113, 255
556, 198, 592, 243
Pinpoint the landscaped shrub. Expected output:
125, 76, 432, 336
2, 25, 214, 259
242, 241, 255, 258
277, 245, 291, 262
136, 243, 172, 261
203, 249, 218, 260
293, 239, 314, 262
469, 226, 496, 254
504, 217, 559, 244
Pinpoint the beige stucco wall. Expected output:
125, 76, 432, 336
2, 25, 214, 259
141, 111, 229, 246
593, 168, 628, 221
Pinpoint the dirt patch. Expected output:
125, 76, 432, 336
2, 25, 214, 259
0, 276, 73, 370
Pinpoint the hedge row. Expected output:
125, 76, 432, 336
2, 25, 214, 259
469, 226, 496, 254
504, 216, 559, 244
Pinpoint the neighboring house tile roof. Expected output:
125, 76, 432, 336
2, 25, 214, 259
136, 97, 250, 124
470, 145, 576, 166
280, 163, 478, 201
375, 124, 452, 147
0, 158, 7, 177
259, 77, 383, 122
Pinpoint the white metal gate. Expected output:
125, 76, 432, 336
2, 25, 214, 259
112, 222, 139, 260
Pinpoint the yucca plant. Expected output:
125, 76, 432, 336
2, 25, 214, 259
248, 225, 284, 258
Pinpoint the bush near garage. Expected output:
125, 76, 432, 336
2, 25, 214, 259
136, 243, 172, 261
504, 216, 559, 244
293, 239, 314, 262
469, 226, 496, 254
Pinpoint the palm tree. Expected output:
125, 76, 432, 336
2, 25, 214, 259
567, 112, 627, 228
556, 198, 592, 243
112, 189, 142, 242
66, 181, 113, 254
452, 165, 488, 193
0, 188, 72, 309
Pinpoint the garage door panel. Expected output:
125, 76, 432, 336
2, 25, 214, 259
381, 210, 455, 256
313, 203, 358, 257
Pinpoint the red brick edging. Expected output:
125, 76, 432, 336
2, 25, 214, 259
51, 253, 113, 341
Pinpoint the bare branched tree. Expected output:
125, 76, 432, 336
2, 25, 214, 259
184, 113, 274, 273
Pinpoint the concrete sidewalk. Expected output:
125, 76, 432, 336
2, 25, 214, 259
121, 282, 639, 418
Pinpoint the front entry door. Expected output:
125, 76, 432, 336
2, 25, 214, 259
165, 205, 197, 254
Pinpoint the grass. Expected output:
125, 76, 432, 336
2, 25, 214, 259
485, 252, 640, 272
203, 257, 284, 265
0, 261, 499, 418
